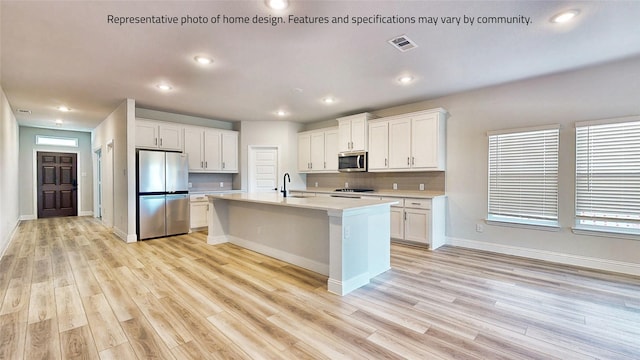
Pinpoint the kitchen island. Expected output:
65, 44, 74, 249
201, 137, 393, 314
207, 193, 397, 295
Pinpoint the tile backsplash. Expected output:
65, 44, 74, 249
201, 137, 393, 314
188, 173, 234, 191
306, 171, 445, 192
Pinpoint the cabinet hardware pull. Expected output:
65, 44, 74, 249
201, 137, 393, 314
324, 161, 326, 169
385, 158, 387, 166
155, 138, 158, 145
404, 212, 407, 220
412, 157, 415, 165
201, 161, 203, 168
160, 138, 163, 146
407, 157, 410, 165
205, 161, 208, 168
222, 162, 225, 169
411, 202, 421, 205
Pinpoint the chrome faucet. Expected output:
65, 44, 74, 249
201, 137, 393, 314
281, 172, 291, 197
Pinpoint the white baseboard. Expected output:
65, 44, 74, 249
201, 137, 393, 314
79, 211, 93, 217
112, 227, 137, 243
207, 234, 229, 245
0, 218, 21, 259
327, 272, 371, 296
19, 215, 36, 221
447, 237, 640, 277
227, 235, 329, 276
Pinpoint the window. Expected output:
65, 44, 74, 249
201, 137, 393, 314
488, 125, 559, 227
575, 117, 640, 235
35, 135, 78, 147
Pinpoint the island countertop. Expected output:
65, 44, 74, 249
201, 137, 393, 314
207, 192, 398, 212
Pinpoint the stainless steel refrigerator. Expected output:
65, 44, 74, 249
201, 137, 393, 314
137, 150, 190, 240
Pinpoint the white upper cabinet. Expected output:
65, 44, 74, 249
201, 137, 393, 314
298, 127, 339, 173
337, 113, 373, 152
183, 126, 238, 173
367, 108, 447, 172
298, 132, 312, 172
388, 117, 412, 169
323, 128, 339, 171
368, 121, 389, 170
135, 119, 183, 151
221, 131, 238, 172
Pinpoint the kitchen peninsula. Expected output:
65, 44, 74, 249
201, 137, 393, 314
206, 193, 397, 295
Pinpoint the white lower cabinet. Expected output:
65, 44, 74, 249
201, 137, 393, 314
190, 195, 209, 229
384, 197, 438, 248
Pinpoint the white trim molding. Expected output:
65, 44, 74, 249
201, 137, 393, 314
447, 237, 640, 277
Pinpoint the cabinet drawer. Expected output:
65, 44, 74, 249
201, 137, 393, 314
404, 198, 431, 209
381, 197, 403, 207
190, 194, 208, 202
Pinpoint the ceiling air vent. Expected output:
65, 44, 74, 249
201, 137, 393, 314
17, 109, 32, 114
388, 34, 418, 52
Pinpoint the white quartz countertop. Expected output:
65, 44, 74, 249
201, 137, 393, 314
207, 192, 398, 212
289, 188, 445, 199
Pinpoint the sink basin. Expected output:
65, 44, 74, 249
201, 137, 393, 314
288, 195, 310, 198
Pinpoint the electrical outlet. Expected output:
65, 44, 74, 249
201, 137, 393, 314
188, 182, 193, 188
393, 183, 398, 190
219, 182, 224, 188
315, 182, 318, 187
419, 184, 425, 191
345, 182, 349, 188
476, 223, 484, 233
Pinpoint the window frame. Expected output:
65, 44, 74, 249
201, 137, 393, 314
574, 116, 640, 237
486, 124, 560, 230
35, 135, 79, 147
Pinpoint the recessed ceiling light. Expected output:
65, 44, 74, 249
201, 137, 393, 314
57, 106, 71, 112
156, 83, 172, 91
276, 110, 288, 117
398, 75, 414, 85
551, 9, 580, 23
322, 97, 336, 104
194, 56, 213, 65
265, 0, 288, 10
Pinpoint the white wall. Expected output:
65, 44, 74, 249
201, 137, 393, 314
238, 121, 305, 191
0, 86, 20, 256
92, 99, 136, 242
370, 55, 640, 273
18, 127, 93, 219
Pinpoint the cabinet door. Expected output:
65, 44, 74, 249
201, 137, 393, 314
368, 122, 389, 170
411, 113, 439, 169
203, 130, 222, 171
298, 133, 311, 172
388, 118, 411, 169
310, 131, 325, 171
338, 120, 352, 152
190, 202, 208, 228
350, 117, 367, 151
183, 127, 204, 171
221, 131, 238, 172
390, 207, 404, 239
324, 129, 339, 171
158, 124, 182, 151
135, 120, 159, 149
404, 208, 430, 245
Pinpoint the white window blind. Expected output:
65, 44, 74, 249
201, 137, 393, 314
488, 126, 559, 226
575, 118, 640, 233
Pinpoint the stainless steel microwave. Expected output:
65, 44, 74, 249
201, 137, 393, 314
338, 151, 367, 172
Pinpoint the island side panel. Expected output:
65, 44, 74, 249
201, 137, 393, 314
327, 204, 391, 296
367, 206, 391, 277
226, 201, 330, 276
207, 198, 230, 245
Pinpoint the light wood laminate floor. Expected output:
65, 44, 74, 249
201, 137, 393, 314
1, 216, 639, 359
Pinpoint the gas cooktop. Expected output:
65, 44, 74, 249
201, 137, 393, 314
334, 188, 375, 193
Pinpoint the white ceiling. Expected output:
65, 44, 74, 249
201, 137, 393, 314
2, 1, 640, 131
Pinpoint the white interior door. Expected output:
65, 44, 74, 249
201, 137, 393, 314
249, 146, 279, 193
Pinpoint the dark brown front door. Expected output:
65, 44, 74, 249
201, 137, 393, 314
37, 152, 78, 218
